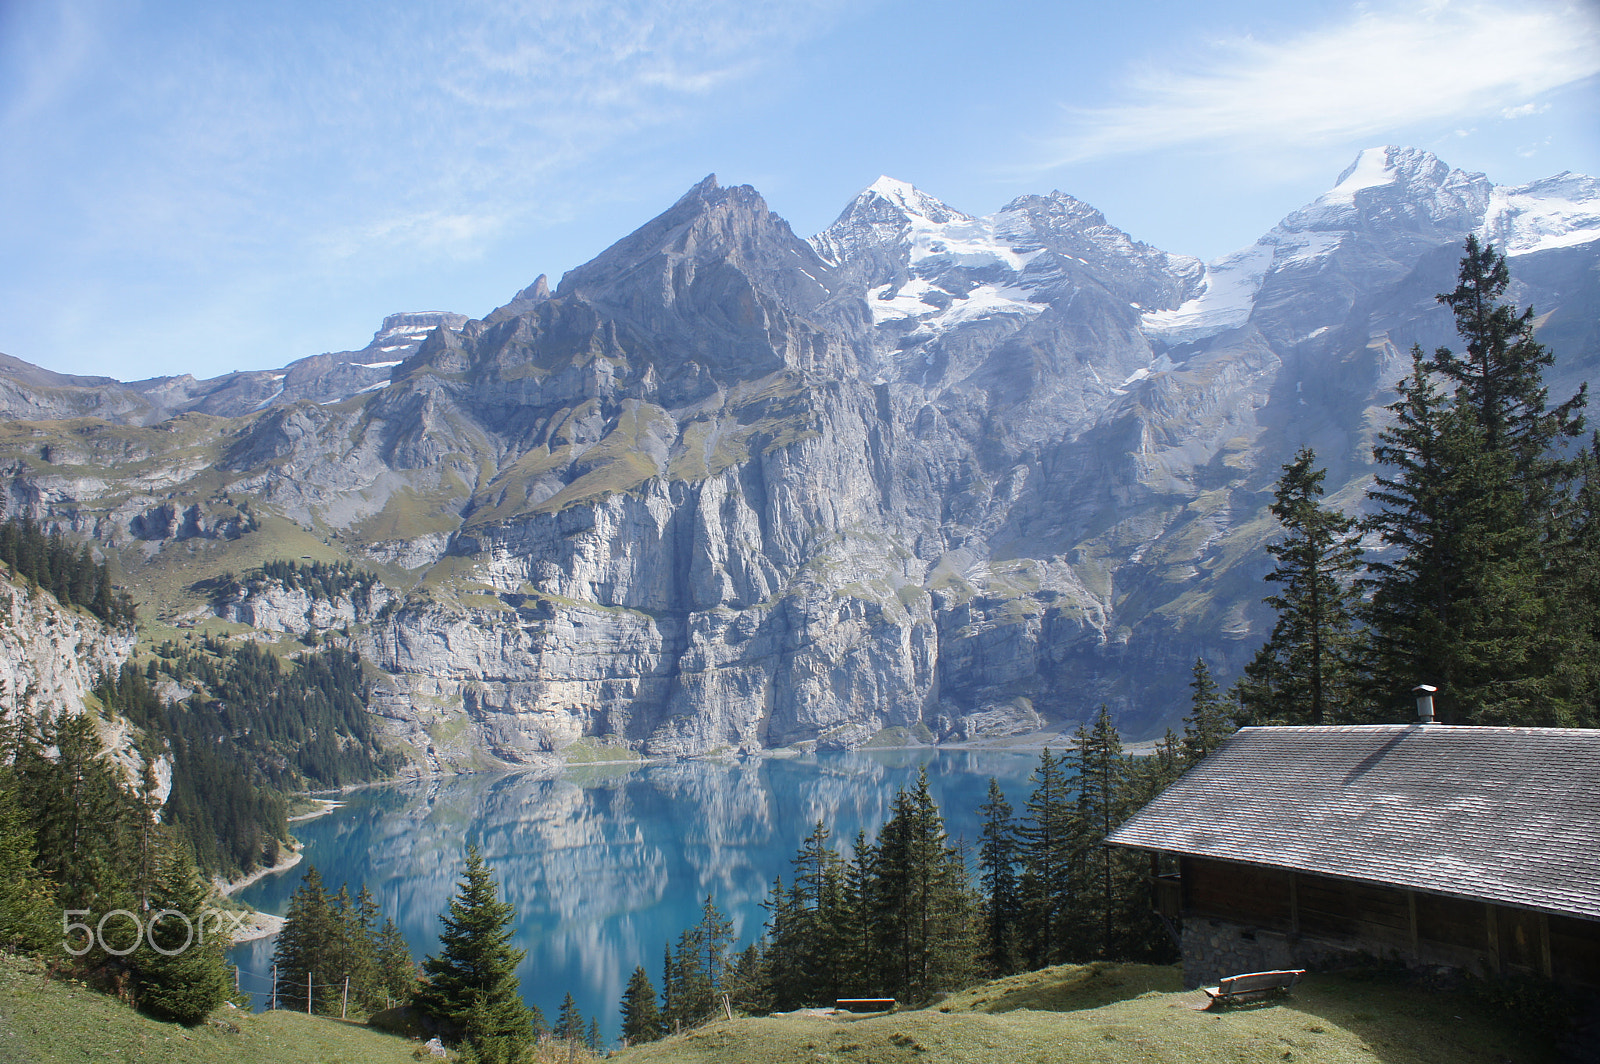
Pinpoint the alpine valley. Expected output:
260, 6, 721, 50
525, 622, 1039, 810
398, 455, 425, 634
3, 146, 1597, 771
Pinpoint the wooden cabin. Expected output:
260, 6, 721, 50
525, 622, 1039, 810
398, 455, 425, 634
1106, 725, 1600, 990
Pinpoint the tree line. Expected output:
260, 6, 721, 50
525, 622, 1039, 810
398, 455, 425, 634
213, 558, 381, 608
270, 867, 416, 1015
0, 515, 136, 626
0, 710, 234, 1025
1238, 237, 1596, 728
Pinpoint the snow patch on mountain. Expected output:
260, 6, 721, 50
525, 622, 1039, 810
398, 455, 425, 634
1322, 146, 1398, 204
1141, 241, 1273, 343
862, 176, 963, 225
814, 176, 1046, 276
1479, 173, 1600, 256
867, 278, 1043, 331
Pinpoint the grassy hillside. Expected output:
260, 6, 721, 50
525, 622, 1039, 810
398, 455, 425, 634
0, 952, 1564, 1063
616, 962, 1559, 1064
0, 952, 423, 1064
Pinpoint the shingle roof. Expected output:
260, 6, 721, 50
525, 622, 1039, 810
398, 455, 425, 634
1106, 725, 1600, 920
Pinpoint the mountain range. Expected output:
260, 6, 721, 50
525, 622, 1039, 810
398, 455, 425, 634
1, 145, 1595, 767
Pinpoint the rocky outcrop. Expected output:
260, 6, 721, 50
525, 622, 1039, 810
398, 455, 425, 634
210, 581, 394, 633
0, 568, 167, 800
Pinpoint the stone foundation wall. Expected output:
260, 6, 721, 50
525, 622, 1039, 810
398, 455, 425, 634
1181, 918, 1365, 988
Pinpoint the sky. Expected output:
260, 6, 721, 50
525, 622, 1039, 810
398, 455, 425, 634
2, 0, 1597, 381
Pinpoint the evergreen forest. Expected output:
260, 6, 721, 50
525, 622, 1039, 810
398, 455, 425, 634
0, 515, 136, 626
103, 639, 402, 876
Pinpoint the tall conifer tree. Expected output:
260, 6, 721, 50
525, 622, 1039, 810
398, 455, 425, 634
1364, 240, 1587, 723
976, 778, 1020, 975
620, 965, 664, 1046
1238, 448, 1364, 724
414, 846, 533, 1064
1181, 658, 1234, 762
1015, 749, 1070, 968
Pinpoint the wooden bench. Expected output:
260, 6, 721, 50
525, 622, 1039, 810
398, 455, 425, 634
835, 998, 896, 1013
1202, 969, 1305, 1007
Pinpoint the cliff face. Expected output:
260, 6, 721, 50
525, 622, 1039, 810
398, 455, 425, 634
0, 569, 166, 799
1, 152, 1596, 767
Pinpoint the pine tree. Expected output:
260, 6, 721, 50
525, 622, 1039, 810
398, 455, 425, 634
0, 771, 50, 951
724, 942, 768, 1014
346, 885, 385, 1011
620, 965, 664, 1046
1238, 448, 1365, 725
414, 846, 533, 1063
555, 991, 584, 1043
1549, 435, 1600, 726
16, 710, 138, 909
1070, 708, 1127, 959
1433, 235, 1586, 484
976, 778, 1021, 975
273, 866, 336, 1013
374, 916, 417, 1006
868, 768, 978, 1005
587, 1017, 604, 1054
695, 894, 735, 1007
1181, 658, 1234, 762
129, 836, 231, 1025
1014, 749, 1070, 968
1363, 237, 1586, 723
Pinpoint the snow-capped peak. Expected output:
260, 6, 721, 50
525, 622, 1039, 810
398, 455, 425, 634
854, 176, 966, 226
1284, 146, 1485, 234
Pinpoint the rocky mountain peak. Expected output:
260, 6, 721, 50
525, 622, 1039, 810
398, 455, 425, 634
372, 311, 469, 346
513, 274, 552, 303
555, 174, 828, 306
1282, 145, 1490, 237
859, 176, 967, 225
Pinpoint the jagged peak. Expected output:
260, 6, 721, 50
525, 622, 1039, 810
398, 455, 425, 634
512, 274, 551, 304
997, 189, 1108, 229
678, 173, 721, 201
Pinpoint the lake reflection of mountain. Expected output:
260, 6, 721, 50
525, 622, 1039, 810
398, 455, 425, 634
230, 749, 1039, 1040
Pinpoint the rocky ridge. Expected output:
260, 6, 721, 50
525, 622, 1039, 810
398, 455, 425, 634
0, 148, 1595, 768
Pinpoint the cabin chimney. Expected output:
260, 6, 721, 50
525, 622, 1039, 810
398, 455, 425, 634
1413, 684, 1437, 724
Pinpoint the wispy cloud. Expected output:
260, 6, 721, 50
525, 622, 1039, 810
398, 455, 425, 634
1046, 1, 1600, 164
1500, 102, 1552, 119
5, 1, 856, 264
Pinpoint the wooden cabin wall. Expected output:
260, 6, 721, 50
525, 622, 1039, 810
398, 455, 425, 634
1182, 857, 1293, 928
1177, 855, 1599, 988
1549, 915, 1600, 989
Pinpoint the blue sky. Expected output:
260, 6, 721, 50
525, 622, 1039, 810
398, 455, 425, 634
2, 0, 1597, 381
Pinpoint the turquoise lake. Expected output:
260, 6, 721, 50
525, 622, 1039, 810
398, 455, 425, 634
228, 748, 1042, 1042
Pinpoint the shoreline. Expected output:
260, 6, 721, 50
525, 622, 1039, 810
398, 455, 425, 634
286, 798, 344, 823
227, 910, 286, 944
217, 849, 303, 898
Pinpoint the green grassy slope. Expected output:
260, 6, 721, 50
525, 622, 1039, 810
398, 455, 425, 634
617, 962, 1558, 1064
0, 953, 424, 1064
